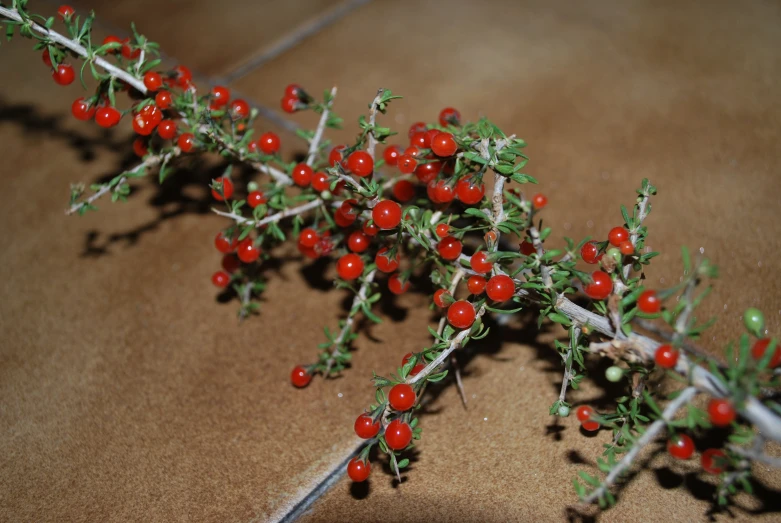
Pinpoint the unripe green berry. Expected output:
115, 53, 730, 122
558, 405, 570, 417
247, 181, 259, 192
744, 308, 765, 337
606, 247, 622, 264
320, 190, 332, 200
605, 365, 624, 382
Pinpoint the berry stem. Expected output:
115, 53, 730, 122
307, 87, 337, 166
212, 198, 323, 228
582, 386, 698, 504
0, 6, 148, 94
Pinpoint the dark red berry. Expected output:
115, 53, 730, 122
398, 155, 418, 174
392, 180, 415, 202
347, 457, 370, 482
211, 85, 230, 107
155, 90, 173, 110
431, 132, 458, 157
447, 300, 475, 329
237, 238, 260, 263
576, 406, 594, 422
385, 420, 412, 450
143, 72, 163, 91
328, 145, 345, 166
211, 271, 230, 288
372, 200, 402, 229
101, 35, 122, 53
435, 223, 449, 238
455, 179, 485, 205
581, 241, 602, 264
470, 251, 492, 274
433, 288, 451, 308
211, 177, 234, 201
619, 240, 634, 255
280, 95, 298, 113
467, 276, 486, 295
354, 414, 380, 439
71, 98, 95, 121
608, 226, 630, 246
389, 383, 416, 411
375, 247, 399, 273
388, 273, 410, 295
133, 138, 148, 158
121, 38, 141, 60
292, 163, 313, 187
337, 253, 364, 280
347, 231, 370, 253
291, 366, 311, 388
414, 160, 441, 183
655, 345, 679, 369
178, 133, 195, 152
668, 434, 695, 460
298, 228, 318, 248
437, 236, 462, 260
362, 221, 379, 237
258, 132, 280, 154
384, 145, 403, 166
57, 5, 75, 20
408, 122, 427, 138
230, 99, 250, 119
584, 271, 612, 300
95, 106, 121, 128
638, 290, 661, 314
486, 274, 515, 302
52, 63, 75, 85
520, 240, 536, 256
438, 107, 461, 127
215, 232, 236, 253
708, 399, 736, 427
701, 449, 727, 474
247, 191, 267, 208
751, 338, 781, 367
157, 119, 177, 140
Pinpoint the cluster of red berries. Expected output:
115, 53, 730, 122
667, 434, 728, 474
280, 84, 306, 113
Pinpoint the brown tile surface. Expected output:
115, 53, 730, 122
69, 0, 345, 76
230, 0, 781, 520
0, 35, 409, 522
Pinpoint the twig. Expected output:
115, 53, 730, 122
582, 386, 698, 504
325, 270, 377, 374
728, 443, 781, 468
238, 282, 253, 321
0, 6, 147, 93
559, 326, 581, 403
622, 190, 652, 280
202, 125, 292, 185
212, 198, 322, 227
307, 87, 337, 166
366, 88, 384, 163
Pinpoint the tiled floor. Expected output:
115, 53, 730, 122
2, 0, 781, 522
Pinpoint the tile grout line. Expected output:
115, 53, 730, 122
215, 0, 375, 86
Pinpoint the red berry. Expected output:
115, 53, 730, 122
256, 132, 280, 155
57, 5, 74, 20
470, 251, 492, 274
520, 240, 536, 256
292, 163, 313, 187
486, 274, 515, 302
532, 193, 548, 210
247, 191, 267, 208
291, 366, 311, 388
581, 241, 602, 264
132, 113, 153, 136
384, 145, 403, 166
139, 103, 162, 128
435, 223, 449, 238
42, 48, 53, 67
143, 72, 162, 91
347, 457, 370, 482
157, 119, 177, 140
390, 180, 414, 202
455, 179, 485, 205
170, 65, 192, 87
708, 399, 736, 427
654, 345, 679, 369
95, 106, 121, 128
414, 160, 441, 183
215, 232, 236, 253
751, 338, 781, 368
385, 420, 412, 450
398, 155, 418, 174
448, 300, 476, 329
71, 98, 95, 121
101, 35, 122, 53
576, 406, 594, 422
211, 270, 230, 288
410, 364, 425, 376
120, 38, 141, 60
178, 133, 195, 152
433, 288, 451, 308
284, 84, 302, 98
668, 434, 695, 460
467, 276, 486, 295
52, 63, 75, 85
211, 85, 230, 107
619, 240, 634, 255
237, 238, 260, 263
388, 273, 410, 295
584, 271, 613, 300
409, 131, 430, 149
132, 138, 148, 158
347, 151, 374, 177
337, 253, 364, 280
222, 254, 240, 273
211, 177, 234, 201
299, 228, 318, 248
439, 107, 461, 127
437, 236, 462, 260
354, 414, 380, 439
581, 420, 600, 431
229, 99, 250, 120
348, 231, 370, 253
280, 95, 298, 113
362, 221, 379, 237
485, 231, 497, 244
430, 132, 458, 157
328, 145, 345, 166
638, 290, 661, 314
375, 247, 399, 273
340, 199, 359, 218
334, 208, 356, 228
608, 226, 630, 246
310, 171, 329, 192
155, 90, 172, 110
432, 180, 454, 203
701, 449, 727, 475
408, 122, 427, 137
389, 383, 416, 411
298, 241, 318, 260
372, 200, 402, 229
